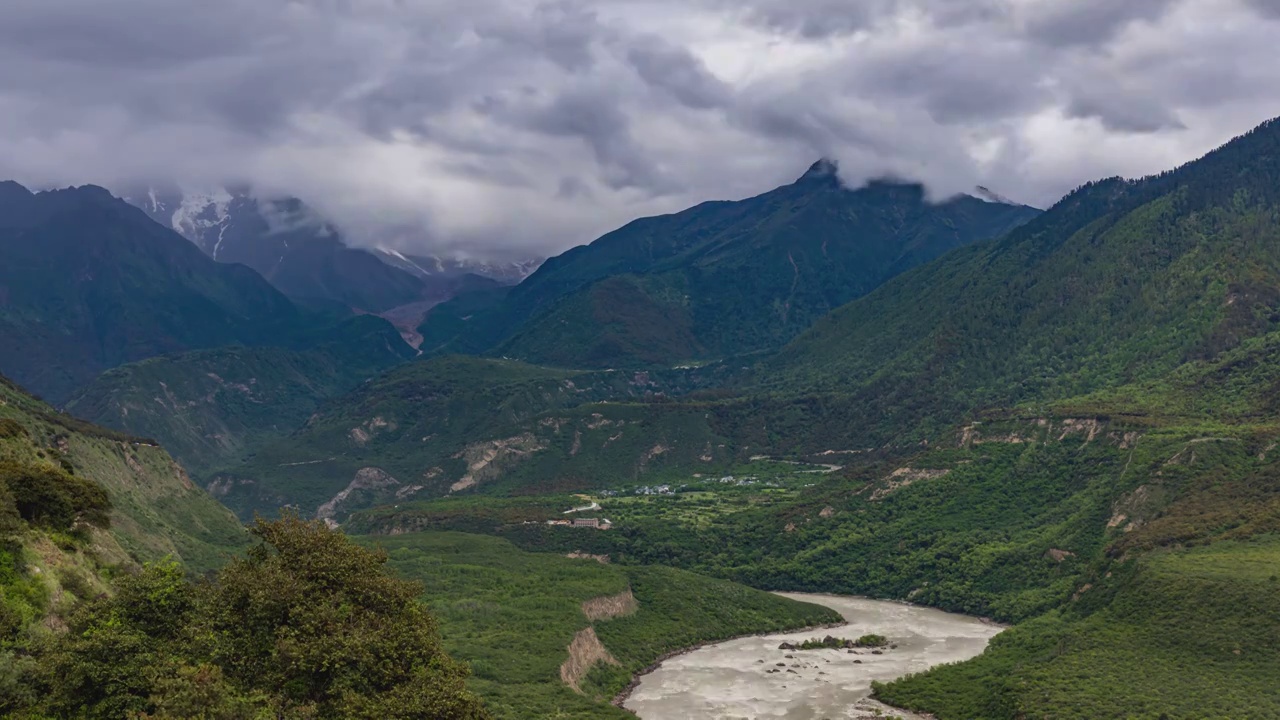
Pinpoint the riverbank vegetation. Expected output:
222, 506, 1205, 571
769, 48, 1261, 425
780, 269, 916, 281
876, 538, 1280, 720
367, 531, 840, 719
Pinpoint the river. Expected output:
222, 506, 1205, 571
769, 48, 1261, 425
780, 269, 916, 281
622, 594, 1002, 720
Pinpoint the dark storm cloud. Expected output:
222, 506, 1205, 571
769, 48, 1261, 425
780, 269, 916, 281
625, 37, 731, 111
0, 0, 1277, 257
1244, 0, 1280, 18
1020, 0, 1180, 47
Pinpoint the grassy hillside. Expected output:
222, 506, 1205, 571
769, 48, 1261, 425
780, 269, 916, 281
66, 315, 415, 478
422, 166, 1038, 367
363, 531, 840, 719
1, 375, 247, 572
350, 355, 1280, 718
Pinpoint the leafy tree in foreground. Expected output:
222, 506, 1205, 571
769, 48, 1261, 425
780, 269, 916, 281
33, 516, 491, 720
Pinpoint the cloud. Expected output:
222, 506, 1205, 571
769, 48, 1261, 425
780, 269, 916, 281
0, 0, 1278, 257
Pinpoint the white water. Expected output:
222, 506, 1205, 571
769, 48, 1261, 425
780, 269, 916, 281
623, 594, 1002, 720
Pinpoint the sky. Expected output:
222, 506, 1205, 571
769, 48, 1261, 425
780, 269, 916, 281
2, 0, 1279, 258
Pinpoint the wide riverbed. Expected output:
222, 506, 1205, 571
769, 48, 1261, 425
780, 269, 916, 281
623, 593, 1002, 720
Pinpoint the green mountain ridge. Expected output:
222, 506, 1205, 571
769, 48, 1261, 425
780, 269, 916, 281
420, 165, 1040, 366
10, 117, 1280, 719
759, 117, 1280, 444
286, 117, 1280, 719
0, 182, 310, 404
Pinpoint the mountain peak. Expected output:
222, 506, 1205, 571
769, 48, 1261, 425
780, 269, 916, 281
797, 158, 840, 184
0, 180, 33, 198
974, 185, 1017, 205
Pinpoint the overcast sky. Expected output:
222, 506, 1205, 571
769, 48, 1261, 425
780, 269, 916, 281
2, 0, 1279, 257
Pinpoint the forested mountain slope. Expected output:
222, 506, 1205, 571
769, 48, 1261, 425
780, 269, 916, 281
212, 356, 743, 522
66, 315, 416, 478
420, 162, 1039, 366
3, 368, 247, 679
0, 182, 307, 403
761, 117, 1280, 444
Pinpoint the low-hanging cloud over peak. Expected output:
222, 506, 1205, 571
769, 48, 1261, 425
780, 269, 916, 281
1, 0, 1278, 257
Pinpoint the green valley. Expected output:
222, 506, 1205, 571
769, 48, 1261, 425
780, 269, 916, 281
6, 105, 1280, 720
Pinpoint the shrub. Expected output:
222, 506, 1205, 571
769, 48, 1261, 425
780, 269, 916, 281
0, 419, 26, 440
0, 461, 111, 532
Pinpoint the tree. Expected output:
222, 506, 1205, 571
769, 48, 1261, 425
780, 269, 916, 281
34, 516, 491, 720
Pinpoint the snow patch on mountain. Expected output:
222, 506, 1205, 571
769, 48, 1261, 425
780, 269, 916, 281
170, 188, 234, 258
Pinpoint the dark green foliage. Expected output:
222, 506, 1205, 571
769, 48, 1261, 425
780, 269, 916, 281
496, 275, 705, 367
418, 283, 513, 354
876, 540, 1280, 720
423, 167, 1038, 367
787, 634, 885, 650
29, 518, 490, 720
0, 460, 111, 532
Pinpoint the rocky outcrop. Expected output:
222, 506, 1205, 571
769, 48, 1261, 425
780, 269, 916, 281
348, 416, 396, 447
317, 467, 401, 526
566, 551, 610, 564
449, 433, 545, 493
871, 467, 951, 501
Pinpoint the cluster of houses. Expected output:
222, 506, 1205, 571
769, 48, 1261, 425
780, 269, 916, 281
634, 484, 677, 495
545, 517, 613, 530
716, 475, 758, 486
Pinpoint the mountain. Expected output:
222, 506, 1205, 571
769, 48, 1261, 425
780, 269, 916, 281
419, 161, 1041, 367
0, 182, 313, 404
758, 116, 1280, 445
125, 185, 430, 312
373, 248, 544, 285
65, 315, 416, 479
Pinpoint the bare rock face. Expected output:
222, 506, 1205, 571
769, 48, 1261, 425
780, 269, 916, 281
316, 467, 402, 526
448, 433, 545, 493
560, 627, 620, 692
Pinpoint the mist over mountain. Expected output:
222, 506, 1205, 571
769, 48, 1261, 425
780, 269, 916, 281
120, 184, 544, 314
